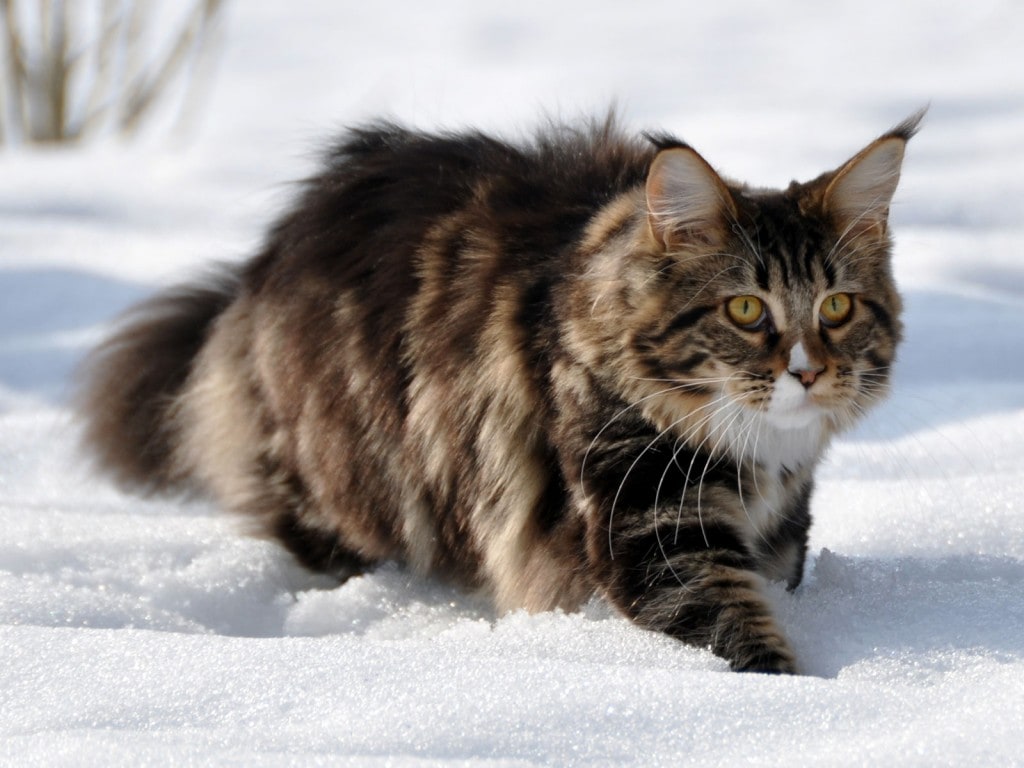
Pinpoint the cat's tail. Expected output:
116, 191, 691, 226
75, 268, 240, 495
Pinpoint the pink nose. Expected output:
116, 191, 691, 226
787, 341, 823, 389
788, 365, 824, 389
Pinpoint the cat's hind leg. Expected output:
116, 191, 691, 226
175, 301, 370, 581
255, 452, 372, 580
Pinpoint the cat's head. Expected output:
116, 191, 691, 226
599, 114, 920, 465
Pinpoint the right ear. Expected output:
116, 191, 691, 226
646, 146, 737, 251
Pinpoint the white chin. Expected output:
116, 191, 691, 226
764, 376, 827, 430
763, 404, 824, 430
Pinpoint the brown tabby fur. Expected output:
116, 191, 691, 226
78, 112, 921, 672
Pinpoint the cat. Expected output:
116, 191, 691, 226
78, 111, 921, 673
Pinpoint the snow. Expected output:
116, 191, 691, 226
2, 1, 1023, 764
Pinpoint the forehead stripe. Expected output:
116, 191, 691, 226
821, 251, 837, 287
754, 257, 771, 290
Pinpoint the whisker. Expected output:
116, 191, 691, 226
665, 386, 751, 546
606, 411, 694, 560
581, 381, 709, 488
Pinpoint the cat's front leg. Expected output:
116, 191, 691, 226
590, 504, 798, 673
557, 389, 799, 672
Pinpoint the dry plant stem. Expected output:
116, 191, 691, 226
1, 0, 227, 144
1, 0, 30, 142
119, 0, 225, 138
79, 0, 122, 140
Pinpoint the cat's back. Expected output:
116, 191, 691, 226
245, 119, 656, 295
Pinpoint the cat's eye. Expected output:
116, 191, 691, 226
819, 292, 853, 327
726, 295, 766, 330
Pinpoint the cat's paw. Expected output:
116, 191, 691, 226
729, 645, 799, 675
724, 626, 799, 674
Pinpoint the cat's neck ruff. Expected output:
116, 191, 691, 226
709, 399, 829, 475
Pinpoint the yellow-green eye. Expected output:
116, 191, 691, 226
820, 292, 853, 327
726, 295, 766, 329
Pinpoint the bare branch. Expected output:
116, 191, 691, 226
170, 0, 227, 139
119, 1, 223, 137
2, 0, 30, 141
77, 0, 123, 139
2, 1, 228, 145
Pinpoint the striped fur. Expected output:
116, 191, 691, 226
77, 112, 920, 673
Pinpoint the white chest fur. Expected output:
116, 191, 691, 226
707, 396, 827, 550
710, 397, 827, 476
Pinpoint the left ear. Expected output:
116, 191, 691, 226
823, 111, 923, 238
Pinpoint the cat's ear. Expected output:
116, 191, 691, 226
822, 111, 923, 239
646, 147, 738, 251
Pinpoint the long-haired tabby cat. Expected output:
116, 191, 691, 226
78, 111, 920, 673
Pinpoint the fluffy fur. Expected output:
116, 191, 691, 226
78, 112, 921, 672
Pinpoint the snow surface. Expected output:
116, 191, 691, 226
2, 1, 1024, 765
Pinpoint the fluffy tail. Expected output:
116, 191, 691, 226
76, 269, 239, 494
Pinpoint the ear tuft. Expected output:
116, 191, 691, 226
646, 147, 736, 250
884, 107, 927, 143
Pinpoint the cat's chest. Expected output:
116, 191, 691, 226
732, 423, 822, 540
737, 465, 792, 539
746, 420, 826, 477
710, 401, 828, 478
